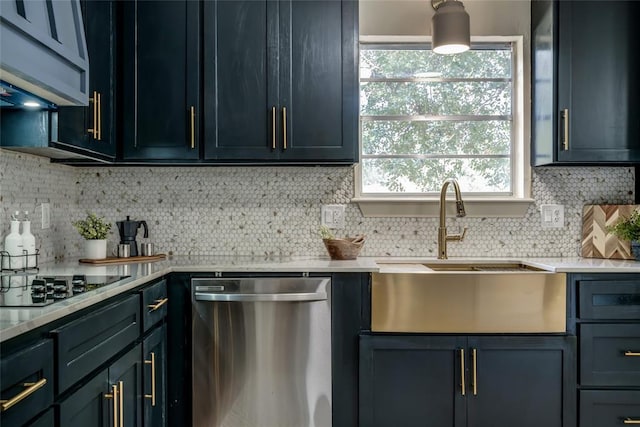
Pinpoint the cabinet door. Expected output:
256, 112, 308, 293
143, 325, 167, 427
56, 0, 116, 160
52, 294, 140, 393
203, 0, 279, 161
466, 336, 576, 427
59, 369, 110, 427
108, 344, 143, 427
556, 0, 640, 163
0, 340, 54, 427
122, 0, 200, 161
359, 335, 466, 427
278, 0, 358, 163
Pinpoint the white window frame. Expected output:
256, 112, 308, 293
353, 35, 533, 218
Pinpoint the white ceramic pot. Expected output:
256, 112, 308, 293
84, 239, 107, 260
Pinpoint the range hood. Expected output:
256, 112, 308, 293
0, 0, 89, 106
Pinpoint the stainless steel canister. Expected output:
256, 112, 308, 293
140, 243, 154, 256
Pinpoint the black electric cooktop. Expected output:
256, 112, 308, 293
0, 275, 129, 307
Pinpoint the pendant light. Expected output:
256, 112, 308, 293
431, 0, 470, 54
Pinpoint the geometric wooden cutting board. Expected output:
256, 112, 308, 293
581, 204, 640, 259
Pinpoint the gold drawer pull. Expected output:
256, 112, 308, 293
190, 106, 196, 149
272, 106, 276, 149
459, 348, 465, 396
104, 384, 118, 427
282, 107, 287, 150
145, 352, 157, 406
0, 378, 47, 412
624, 419, 640, 425
625, 351, 640, 357
119, 381, 124, 427
97, 92, 102, 141
88, 90, 98, 139
472, 348, 477, 396
147, 297, 168, 312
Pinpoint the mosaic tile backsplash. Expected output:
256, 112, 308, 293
1, 149, 635, 262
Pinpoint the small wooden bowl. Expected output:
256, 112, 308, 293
322, 235, 365, 260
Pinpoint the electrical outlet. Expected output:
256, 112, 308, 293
321, 204, 345, 229
540, 204, 564, 228
41, 203, 50, 229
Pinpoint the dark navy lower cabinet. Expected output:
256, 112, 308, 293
143, 325, 168, 427
360, 334, 576, 427
573, 273, 640, 427
58, 369, 110, 427
0, 340, 54, 427
109, 344, 143, 427
25, 408, 55, 427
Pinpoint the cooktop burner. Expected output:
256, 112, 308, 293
0, 274, 129, 307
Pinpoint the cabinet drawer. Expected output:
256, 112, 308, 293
580, 390, 640, 427
579, 280, 640, 319
0, 340, 54, 427
141, 279, 167, 332
52, 294, 140, 393
580, 324, 640, 386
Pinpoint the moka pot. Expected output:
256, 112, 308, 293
116, 216, 148, 257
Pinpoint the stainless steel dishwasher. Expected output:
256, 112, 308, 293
192, 277, 332, 427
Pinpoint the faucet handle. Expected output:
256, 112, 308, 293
459, 227, 468, 241
447, 227, 468, 242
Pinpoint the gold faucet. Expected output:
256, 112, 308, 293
438, 178, 467, 259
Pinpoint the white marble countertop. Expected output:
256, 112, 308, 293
2, 255, 640, 343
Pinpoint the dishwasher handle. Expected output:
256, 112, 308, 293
194, 291, 327, 302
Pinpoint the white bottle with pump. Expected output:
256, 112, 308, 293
22, 211, 36, 268
3, 211, 24, 269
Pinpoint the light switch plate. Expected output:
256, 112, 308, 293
540, 204, 564, 228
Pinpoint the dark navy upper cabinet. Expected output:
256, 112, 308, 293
56, 0, 117, 161
532, 0, 640, 165
121, 0, 200, 161
203, 0, 358, 163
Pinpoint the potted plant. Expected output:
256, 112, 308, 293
607, 210, 640, 260
72, 212, 112, 259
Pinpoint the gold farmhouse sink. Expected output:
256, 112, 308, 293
371, 268, 566, 333
420, 262, 544, 272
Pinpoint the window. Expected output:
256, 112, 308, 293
356, 36, 530, 217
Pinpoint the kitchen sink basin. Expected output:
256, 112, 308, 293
420, 262, 544, 272
371, 269, 566, 333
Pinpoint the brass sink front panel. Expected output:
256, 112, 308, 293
371, 273, 567, 333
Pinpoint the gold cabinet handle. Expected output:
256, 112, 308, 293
119, 381, 124, 427
459, 348, 465, 396
88, 90, 98, 139
97, 92, 102, 141
625, 351, 640, 357
147, 297, 168, 312
0, 378, 47, 412
472, 348, 478, 396
561, 108, 569, 151
145, 352, 157, 406
104, 384, 118, 427
282, 107, 287, 150
272, 106, 276, 149
190, 106, 196, 149
624, 419, 640, 425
